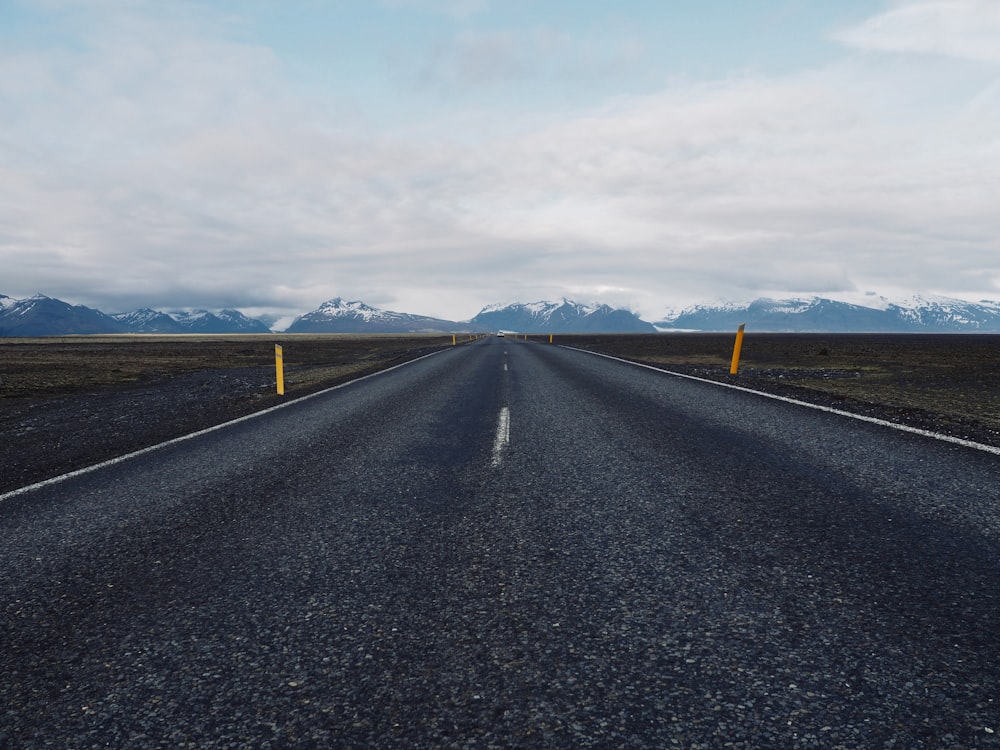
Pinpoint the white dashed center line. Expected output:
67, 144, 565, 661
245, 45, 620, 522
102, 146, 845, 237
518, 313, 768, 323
491, 406, 511, 468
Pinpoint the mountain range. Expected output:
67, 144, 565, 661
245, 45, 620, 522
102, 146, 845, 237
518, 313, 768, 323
5, 291, 1000, 337
470, 300, 656, 334
657, 295, 1000, 333
112, 307, 271, 334
0, 294, 269, 337
285, 298, 458, 334
0, 294, 654, 336
284, 298, 656, 335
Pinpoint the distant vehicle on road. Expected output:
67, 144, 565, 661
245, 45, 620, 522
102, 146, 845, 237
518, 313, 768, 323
496, 331, 505, 337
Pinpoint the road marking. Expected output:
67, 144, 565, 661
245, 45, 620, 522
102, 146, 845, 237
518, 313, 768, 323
491, 406, 511, 468
1, 347, 452, 503
504, 363, 508, 372
566, 346, 1000, 457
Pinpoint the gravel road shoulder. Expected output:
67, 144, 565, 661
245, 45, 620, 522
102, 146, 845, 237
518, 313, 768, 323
1, 347, 443, 495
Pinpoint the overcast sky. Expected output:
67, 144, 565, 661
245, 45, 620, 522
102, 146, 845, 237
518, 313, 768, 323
2, 0, 999, 324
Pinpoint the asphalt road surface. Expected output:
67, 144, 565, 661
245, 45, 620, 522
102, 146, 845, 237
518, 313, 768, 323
2, 338, 999, 749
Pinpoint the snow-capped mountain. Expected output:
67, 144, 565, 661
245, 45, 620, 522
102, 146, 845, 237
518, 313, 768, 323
469, 299, 656, 333
285, 298, 459, 333
164, 309, 271, 334
9, 290, 1000, 337
657, 295, 1000, 332
111, 308, 271, 334
884, 295, 1000, 331
0, 294, 273, 336
112, 308, 186, 333
0, 294, 129, 336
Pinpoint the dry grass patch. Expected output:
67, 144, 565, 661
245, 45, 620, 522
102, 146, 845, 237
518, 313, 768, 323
563, 332, 1000, 435
0, 334, 453, 398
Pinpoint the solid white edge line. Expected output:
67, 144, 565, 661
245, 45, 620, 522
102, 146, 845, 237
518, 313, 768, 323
562, 345, 1000, 457
1, 347, 451, 503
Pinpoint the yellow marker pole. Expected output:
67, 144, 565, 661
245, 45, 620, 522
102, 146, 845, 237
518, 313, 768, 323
452, 334, 456, 346
549, 334, 553, 344
729, 324, 746, 375
275, 344, 285, 395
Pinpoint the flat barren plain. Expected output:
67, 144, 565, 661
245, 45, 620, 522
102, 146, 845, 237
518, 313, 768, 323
0, 334, 453, 493
565, 332, 1000, 449
2, 332, 999, 494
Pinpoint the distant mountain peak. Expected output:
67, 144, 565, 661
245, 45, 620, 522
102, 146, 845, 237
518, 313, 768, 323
0, 293, 129, 336
0, 293, 273, 336
286, 297, 458, 333
470, 299, 655, 333
656, 295, 1000, 332
161, 308, 270, 333
10, 290, 1000, 337
112, 308, 185, 333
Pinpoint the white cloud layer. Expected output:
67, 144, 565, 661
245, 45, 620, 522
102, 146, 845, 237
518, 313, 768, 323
835, 0, 1000, 63
2, 0, 1000, 322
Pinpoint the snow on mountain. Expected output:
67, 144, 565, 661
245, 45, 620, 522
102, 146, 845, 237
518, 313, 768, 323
165, 308, 271, 333
213, 309, 272, 333
285, 298, 459, 333
881, 295, 1000, 330
8, 290, 1000, 337
112, 308, 185, 333
0, 293, 274, 336
0, 294, 129, 336
656, 295, 1000, 332
110, 307, 270, 333
469, 298, 656, 333
312, 298, 390, 323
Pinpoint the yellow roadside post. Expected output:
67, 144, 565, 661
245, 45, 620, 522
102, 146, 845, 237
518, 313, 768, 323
549, 334, 553, 344
729, 324, 746, 375
275, 344, 285, 395
452, 334, 456, 345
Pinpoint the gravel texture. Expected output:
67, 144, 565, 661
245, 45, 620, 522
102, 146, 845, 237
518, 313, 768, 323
2, 339, 1000, 748
4, 333, 1000, 496
564, 333, 1000, 451
1, 339, 449, 495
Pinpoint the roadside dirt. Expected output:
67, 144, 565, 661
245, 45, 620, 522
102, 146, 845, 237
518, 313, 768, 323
558, 333, 1000, 449
0, 335, 452, 494
3, 333, 999, 495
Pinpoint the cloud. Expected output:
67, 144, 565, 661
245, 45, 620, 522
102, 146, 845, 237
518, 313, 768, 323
440, 63, 1000, 306
834, 0, 1000, 64
3, 1, 1000, 321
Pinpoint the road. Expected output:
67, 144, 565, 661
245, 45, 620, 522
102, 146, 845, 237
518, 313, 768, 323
2, 337, 999, 748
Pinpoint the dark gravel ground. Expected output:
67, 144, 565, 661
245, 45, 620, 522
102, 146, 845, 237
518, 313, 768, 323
560, 333, 1000, 451
1, 338, 451, 495
2, 367, 281, 493
636, 362, 1000, 449
3, 333, 1000, 496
